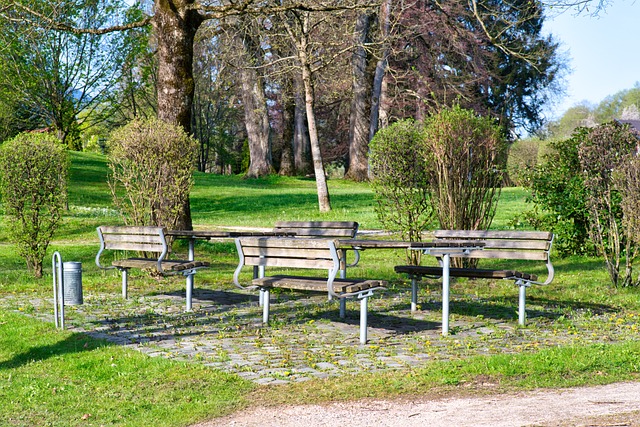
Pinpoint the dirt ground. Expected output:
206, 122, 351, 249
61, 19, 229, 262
194, 381, 640, 427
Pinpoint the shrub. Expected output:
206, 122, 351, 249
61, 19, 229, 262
424, 106, 507, 230
520, 129, 594, 257
0, 132, 68, 277
579, 121, 639, 287
369, 119, 434, 264
107, 118, 198, 229
506, 137, 543, 186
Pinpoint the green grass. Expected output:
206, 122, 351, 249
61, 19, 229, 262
0, 311, 252, 427
1, 151, 640, 425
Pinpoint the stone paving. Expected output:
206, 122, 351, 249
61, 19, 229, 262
3, 280, 639, 385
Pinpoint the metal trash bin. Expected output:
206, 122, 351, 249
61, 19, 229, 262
62, 262, 83, 305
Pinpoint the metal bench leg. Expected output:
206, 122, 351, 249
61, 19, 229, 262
411, 277, 419, 311
340, 298, 346, 318
185, 273, 194, 311
121, 268, 128, 299
518, 281, 527, 325
441, 254, 450, 336
256, 266, 265, 306
262, 289, 270, 323
360, 296, 368, 344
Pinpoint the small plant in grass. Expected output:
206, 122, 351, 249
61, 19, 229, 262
107, 117, 198, 229
0, 132, 68, 277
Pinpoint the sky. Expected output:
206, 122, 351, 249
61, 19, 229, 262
542, 1, 640, 119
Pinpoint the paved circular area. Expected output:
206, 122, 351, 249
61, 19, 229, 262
4, 280, 639, 385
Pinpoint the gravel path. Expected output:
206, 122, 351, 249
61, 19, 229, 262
195, 381, 640, 427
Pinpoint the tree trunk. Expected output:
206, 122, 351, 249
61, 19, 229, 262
153, 0, 202, 231
279, 84, 295, 176
154, 0, 201, 134
369, 0, 391, 141
236, 26, 273, 178
293, 73, 312, 175
345, 11, 375, 182
298, 32, 331, 212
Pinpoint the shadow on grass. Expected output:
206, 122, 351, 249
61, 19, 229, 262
0, 333, 110, 370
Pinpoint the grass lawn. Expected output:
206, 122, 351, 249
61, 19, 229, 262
1, 151, 640, 426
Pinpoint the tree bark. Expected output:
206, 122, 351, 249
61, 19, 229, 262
345, 10, 376, 182
288, 12, 331, 212
369, 0, 391, 142
153, 0, 202, 230
293, 73, 312, 175
236, 27, 273, 178
154, 0, 202, 134
279, 84, 295, 176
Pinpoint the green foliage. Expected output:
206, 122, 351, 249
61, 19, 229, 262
578, 121, 639, 287
424, 105, 507, 236
521, 128, 593, 257
0, 132, 68, 277
369, 119, 434, 263
506, 137, 543, 186
107, 118, 198, 229
370, 108, 506, 265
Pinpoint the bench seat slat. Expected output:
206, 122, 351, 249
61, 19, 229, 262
252, 275, 384, 293
112, 258, 210, 271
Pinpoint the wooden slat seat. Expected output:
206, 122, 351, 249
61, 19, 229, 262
394, 229, 554, 325
253, 275, 385, 294
233, 236, 386, 344
96, 226, 210, 310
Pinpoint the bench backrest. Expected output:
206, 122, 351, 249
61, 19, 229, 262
96, 227, 169, 272
434, 230, 553, 261
235, 236, 339, 271
433, 229, 554, 284
97, 226, 168, 253
273, 221, 359, 239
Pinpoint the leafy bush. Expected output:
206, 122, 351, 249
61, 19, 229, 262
520, 128, 594, 257
370, 107, 506, 266
579, 121, 639, 287
506, 137, 543, 186
423, 106, 507, 267
370, 119, 434, 264
0, 132, 68, 277
107, 118, 198, 229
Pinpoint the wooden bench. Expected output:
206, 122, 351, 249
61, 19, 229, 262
233, 236, 386, 344
96, 226, 210, 311
273, 221, 361, 272
395, 230, 554, 326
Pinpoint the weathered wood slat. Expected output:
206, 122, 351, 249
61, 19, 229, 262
104, 242, 165, 252
243, 256, 335, 270
100, 226, 164, 235
273, 221, 358, 238
452, 250, 548, 261
252, 275, 383, 293
241, 246, 334, 260
434, 229, 553, 241
395, 266, 538, 281
238, 236, 335, 249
